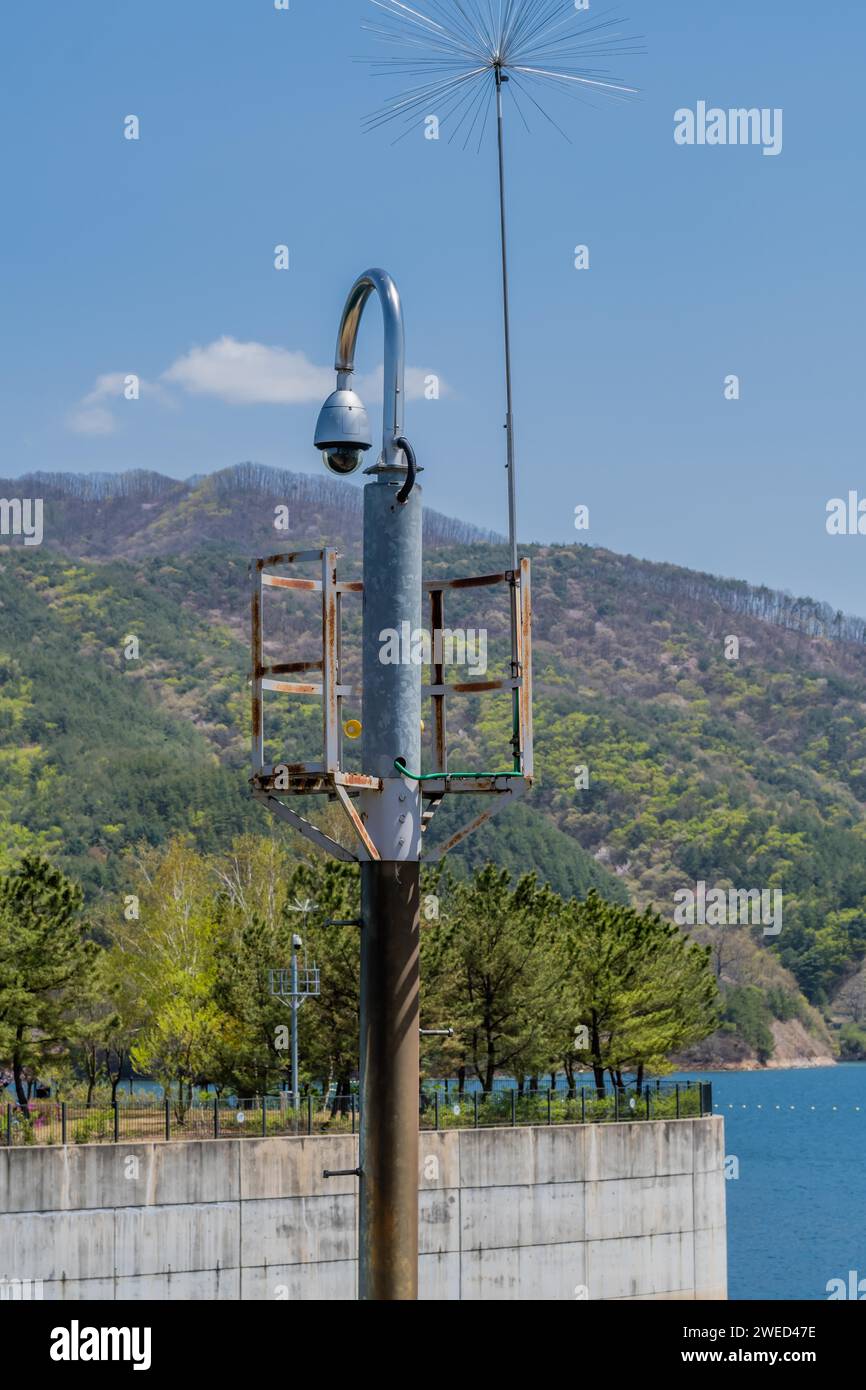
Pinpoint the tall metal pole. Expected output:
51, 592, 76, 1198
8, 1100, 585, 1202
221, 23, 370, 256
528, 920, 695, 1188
336, 270, 422, 1300
495, 68, 522, 770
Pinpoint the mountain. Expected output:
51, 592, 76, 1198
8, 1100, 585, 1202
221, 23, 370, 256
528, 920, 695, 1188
8, 464, 500, 559
2, 462, 864, 1067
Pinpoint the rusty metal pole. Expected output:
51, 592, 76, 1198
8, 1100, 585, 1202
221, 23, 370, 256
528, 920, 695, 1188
359, 859, 420, 1298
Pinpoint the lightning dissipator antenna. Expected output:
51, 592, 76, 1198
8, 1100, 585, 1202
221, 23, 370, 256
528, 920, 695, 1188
362, 0, 642, 765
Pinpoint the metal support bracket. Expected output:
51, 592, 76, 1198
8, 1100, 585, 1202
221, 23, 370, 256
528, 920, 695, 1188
423, 779, 527, 861
251, 790, 358, 863
334, 781, 380, 862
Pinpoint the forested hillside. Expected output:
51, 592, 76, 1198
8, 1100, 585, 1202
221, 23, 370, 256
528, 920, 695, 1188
2, 463, 865, 1065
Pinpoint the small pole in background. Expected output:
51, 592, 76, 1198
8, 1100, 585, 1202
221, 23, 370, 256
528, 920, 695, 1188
307, 1093, 313, 1136
262, 1095, 267, 1137
164, 1099, 170, 1142
474, 1092, 479, 1129
6, 1103, 12, 1146
213, 1096, 219, 1138
61, 1102, 68, 1146
676, 1083, 680, 1119
581, 1087, 586, 1125
511, 1089, 516, 1128
614, 1087, 619, 1122
291, 938, 300, 1112
547, 1088, 552, 1125
113, 1101, 119, 1143
645, 1087, 651, 1121
270, 908, 320, 1126
434, 1091, 440, 1131
351, 1094, 356, 1135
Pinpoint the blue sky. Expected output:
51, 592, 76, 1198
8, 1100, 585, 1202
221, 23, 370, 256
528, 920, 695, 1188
1, 0, 864, 614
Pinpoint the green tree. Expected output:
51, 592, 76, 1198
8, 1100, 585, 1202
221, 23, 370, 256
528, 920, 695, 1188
294, 859, 362, 1112
721, 985, 774, 1062
114, 838, 222, 1118
207, 835, 301, 1096
0, 854, 98, 1112
66, 952, 122, 1105
428, 866, 563, 1093
558, 891, 718, 1094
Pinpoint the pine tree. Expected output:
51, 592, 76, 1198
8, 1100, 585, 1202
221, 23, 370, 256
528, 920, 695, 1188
427, 866, 563, 1093
0, 854, 98, 1112
557, 891, 718, 1095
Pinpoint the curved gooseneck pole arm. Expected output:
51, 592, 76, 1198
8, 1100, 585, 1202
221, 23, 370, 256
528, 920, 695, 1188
335, 268, 405, 474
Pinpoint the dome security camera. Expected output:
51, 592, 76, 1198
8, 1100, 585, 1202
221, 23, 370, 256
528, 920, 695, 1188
314, 388, 372, 476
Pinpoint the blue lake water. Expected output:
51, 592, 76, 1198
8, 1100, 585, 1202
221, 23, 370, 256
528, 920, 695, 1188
698, 1063, 866, 1301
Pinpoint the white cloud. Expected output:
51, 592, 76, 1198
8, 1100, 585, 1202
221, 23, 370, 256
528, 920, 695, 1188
65, 371, 167, 436
162, 337, 333, 405
162, 336, 447, 405
66, 339, 448, 435
66, 403, 117, 436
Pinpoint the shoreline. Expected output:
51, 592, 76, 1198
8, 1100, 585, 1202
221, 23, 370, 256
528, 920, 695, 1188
673, 1056, 839, 1073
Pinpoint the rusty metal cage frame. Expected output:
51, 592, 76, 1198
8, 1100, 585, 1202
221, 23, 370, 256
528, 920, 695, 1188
249, 547, 533, 862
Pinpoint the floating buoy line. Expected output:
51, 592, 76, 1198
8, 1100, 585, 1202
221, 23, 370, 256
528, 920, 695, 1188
715, 1103, 863, 1112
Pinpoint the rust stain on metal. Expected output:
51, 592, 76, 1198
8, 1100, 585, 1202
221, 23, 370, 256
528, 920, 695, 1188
323, 550, 340, 774
263, 575, 322, 592
430, 588, 445, 773
251, 572, 263, 763
450, 680, 505, 693
258, 549, 324, 570
423, 571, 507, 592
263, 680, 322, 695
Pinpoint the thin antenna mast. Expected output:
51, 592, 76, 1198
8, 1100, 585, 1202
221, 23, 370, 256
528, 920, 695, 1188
362, 0, 642, 770
495, 62, 518, 576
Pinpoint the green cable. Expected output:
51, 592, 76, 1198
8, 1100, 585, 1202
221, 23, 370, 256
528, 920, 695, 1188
394, 759, 523, 781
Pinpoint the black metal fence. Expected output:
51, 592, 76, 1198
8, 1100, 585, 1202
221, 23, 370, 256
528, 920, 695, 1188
3, 1081, 712, 1147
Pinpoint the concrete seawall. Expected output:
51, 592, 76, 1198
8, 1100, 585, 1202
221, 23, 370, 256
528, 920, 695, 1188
0, 1117, 726, 1300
